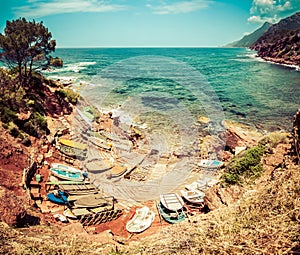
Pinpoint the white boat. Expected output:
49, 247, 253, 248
180, 189, 205, 205
185, 177, 218, 191
50, 163, 85, 182
160, 193, 184, 211
126, 206, 155, 233
198, 159, 223, 169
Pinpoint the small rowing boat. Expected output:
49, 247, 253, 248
180, 189, 205, 205
160, 193, 184, 211
198, 159, 223, 169
126, 206, 155, 233
50, 163, 85, 182
158, 202, 185, 224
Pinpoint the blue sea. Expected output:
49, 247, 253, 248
47, 47, 300, 131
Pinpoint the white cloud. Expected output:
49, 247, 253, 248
248, 0, 298, 24
147, 0, 212, 15
14, 0, 127, 18
248, 15, 277, 23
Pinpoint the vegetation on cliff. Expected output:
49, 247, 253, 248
0, 18, 56, 84
0, 18, 76, 139
227, 22, 272, 48
251, 12, 300, 66
221, 145, 265, 185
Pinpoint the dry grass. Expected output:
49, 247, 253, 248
1, 154, 299, 255
125, 161, 300, 255
0, 224, 118, 255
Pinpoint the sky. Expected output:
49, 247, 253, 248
1, 0, 300, 47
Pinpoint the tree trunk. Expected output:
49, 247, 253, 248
18, 61, 22, 88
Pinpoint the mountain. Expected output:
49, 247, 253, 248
250, 12, 300, 66
226, 22, 272, 47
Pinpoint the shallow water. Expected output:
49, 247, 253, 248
48, 47, 300, 131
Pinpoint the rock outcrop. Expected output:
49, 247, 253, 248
204, 185, 243, 211
250, 12, 300, 67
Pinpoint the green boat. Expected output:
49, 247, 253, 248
158, 202, 185, 224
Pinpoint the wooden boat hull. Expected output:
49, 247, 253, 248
160, 193, 184, 211
126, 206, 155, 233
74, 195, 114, 208
107, 164, 127, 178
158, 203, 185, 224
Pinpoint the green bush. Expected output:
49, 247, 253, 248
57, 89, 79, 104
221, 145, 265, 186
22, 112, 48, 138
32, 112, 47, 130
0, 107, 18, 123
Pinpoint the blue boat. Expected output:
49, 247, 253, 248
158, 202, 185, 224
47, 190, 69, 205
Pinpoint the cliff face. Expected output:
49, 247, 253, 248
227, 22, 272, 47
250, 12, 300, 66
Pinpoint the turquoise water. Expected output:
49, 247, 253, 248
47, 48, 300, 131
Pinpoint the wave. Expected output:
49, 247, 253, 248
49, 61, 97, 74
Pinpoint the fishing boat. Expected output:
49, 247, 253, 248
50, 163, 85, 182
160, 193, 184, 211
73, 194, 114, 208
58, 139, 87, 159
180, 189, 205, 205
158, 202, 185, 224
47, 190, 69, 205
126, 206, 155, 233
107, 163, 127, 178
89, 136, 112, 151
84, 159, 114, 173
198, 159, 223, 169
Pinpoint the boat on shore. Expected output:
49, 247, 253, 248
50, 163, 85, 182
58, 139, 87, 159
84, 158, 114, 173
47, 190, 69, 205
160, 193, 184, 211
89, 136, 112, 151
198, 159, 223, 169
126, 206, 155, 233
180, 189, 205, 205
107, 163, 127, 178
73, 194, 114, 209
158, 202, 185, 224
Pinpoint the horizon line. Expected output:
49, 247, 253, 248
55, 45, 231, 49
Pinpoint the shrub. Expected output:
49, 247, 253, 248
57, 89, 79, 104
221, 145, 265, 185
0, 107, 17, 123
259, 131, 289, 148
